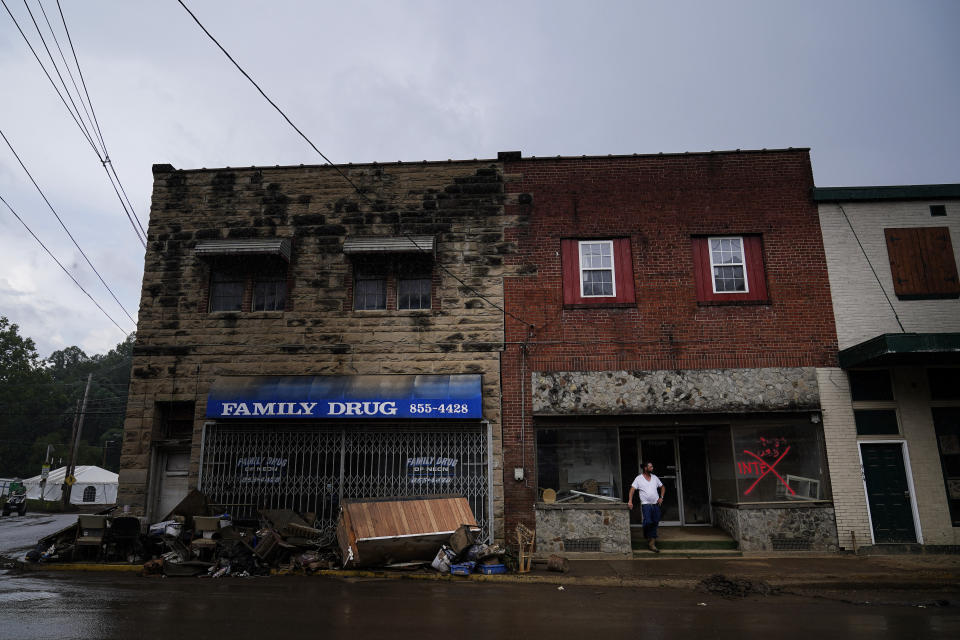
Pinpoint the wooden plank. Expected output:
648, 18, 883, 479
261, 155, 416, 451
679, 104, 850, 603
408, 499, 427, 534
918, 227, 960, 296
885, 228, 924, 297
394, 500, 413, 535
422, 499, 441, 533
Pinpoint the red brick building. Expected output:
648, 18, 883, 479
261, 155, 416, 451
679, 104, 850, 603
499, 149, 841, 553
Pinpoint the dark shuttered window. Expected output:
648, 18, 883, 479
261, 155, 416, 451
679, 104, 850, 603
884, 227, 960, 300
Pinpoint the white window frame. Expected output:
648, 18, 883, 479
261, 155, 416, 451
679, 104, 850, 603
578, 240, 616, 298
708, 236, 749, 294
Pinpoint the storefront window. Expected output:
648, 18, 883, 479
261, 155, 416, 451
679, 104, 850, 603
732, 423, 830, 502
536, 428, 620, 501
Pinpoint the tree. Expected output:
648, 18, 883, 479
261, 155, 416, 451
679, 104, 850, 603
0, 318, 134, 476
0, 317, 52, 476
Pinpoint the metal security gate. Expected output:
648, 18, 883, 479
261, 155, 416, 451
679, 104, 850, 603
199, 422, 490, 536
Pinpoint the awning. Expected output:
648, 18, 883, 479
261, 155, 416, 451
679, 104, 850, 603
342, 235, 435, 256
206, 374, 482, 419
839, 333, 960, 368
195, 239, 291, 262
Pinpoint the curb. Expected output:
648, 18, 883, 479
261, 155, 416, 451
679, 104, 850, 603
20, 562, 143, 573
16, 562, 959, 591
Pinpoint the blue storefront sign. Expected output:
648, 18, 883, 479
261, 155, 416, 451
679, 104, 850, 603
206, 374, 483, 419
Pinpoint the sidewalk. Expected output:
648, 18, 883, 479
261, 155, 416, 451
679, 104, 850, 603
293, 552, 960, 591
20, 552, 960, 591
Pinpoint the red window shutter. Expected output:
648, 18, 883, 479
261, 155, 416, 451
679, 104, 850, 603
885, 227, 960, 299
561, 239, 582, 305
613, 238, 636, 303
561, 238, 635, 306
692, 235, 768, 304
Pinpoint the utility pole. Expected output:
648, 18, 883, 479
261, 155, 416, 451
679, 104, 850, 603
62, 373, 92, 508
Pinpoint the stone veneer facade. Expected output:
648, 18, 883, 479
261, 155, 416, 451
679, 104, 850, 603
121, 159, 528, 540
531, 368, 821, 415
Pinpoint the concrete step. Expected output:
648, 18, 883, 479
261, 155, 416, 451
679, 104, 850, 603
633, 548, 743, 558
632, 538, 739, 551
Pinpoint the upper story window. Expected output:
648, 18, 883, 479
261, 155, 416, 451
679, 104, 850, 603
196, 239, 292, 313
350, 258, 435, 312
561, 238, 635, 307
344, 235, 437, 312
691, 235, 768, 304
354, 272, 387, 310
884, 227, 959, 300
252, 274, 288, 311
709, 237, 748, 293
209, 265, 289, 312
579, 241, 616, 297
209, 269, 244, 312
398, 273, 432, 310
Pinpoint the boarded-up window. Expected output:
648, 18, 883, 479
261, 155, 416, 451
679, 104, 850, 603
885, 227, 960, 299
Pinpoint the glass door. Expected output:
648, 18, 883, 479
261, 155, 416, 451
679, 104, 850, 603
620, 432, 712, 526
639, 437, 681, 525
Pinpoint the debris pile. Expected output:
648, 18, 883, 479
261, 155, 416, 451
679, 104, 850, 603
698, 573, 778, 598
23, 492, 529, 578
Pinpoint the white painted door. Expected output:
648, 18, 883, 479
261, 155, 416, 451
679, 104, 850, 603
155, 451, 190, 520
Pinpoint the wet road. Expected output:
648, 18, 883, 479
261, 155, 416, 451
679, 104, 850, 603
0, 570, 957, 640
0, 513, 75, 559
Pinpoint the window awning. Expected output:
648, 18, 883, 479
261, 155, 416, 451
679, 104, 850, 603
195, 239, 291, 262
342, 235, 435, 256
839, 333, 960, 368
206, 374, 482, 419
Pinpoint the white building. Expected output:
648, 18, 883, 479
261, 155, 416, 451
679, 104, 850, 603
815, 184, 960, 550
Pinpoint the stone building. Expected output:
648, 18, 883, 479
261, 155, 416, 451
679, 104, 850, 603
499, 149, 842, 553
120, 159, 526, 540
814, 184, 960, 550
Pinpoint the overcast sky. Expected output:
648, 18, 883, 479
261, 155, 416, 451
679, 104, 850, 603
1, 0, 958, 357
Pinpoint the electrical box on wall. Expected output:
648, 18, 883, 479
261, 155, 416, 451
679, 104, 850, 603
514, 467, 524, 481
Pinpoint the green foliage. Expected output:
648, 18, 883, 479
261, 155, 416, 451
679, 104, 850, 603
0, 316, 133, 477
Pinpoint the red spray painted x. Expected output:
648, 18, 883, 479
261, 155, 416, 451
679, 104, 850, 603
742, 446, 795, 496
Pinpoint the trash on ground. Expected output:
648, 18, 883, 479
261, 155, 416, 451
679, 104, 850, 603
698, 574, 778, 598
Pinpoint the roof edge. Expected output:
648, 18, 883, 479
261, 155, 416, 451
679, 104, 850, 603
813, 184, 960, 202
151, 147, 811, 175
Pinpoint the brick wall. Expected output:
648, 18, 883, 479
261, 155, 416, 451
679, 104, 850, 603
121, 160, 524, 537
499, 150, 839, 533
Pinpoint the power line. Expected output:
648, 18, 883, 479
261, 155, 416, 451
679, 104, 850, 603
1, 0, 99, 154
0, 192, 129, 335
3, 0, 148, 247
22, 0, 101, 152
0, 128, 137, 325
837, 204, 905, 333
54, 0, 148, 243
175, 0, 535, 331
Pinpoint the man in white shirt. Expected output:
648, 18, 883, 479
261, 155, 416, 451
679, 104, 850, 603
627, 461, 665, 553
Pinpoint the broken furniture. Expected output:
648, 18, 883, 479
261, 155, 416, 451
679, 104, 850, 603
104, 516, 141, 562
515, 522, 534, 573
75, 515, 108, 560
337, 494, 479, 568
190, 516, 222, 560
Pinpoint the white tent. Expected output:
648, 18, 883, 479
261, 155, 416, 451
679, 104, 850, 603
23, 465, 118, 505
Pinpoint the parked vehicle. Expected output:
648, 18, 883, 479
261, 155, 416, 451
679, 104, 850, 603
3, 479, 27, 516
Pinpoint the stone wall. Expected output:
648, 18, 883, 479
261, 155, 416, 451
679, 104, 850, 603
534, 503, 632, 558
714, 504, 839, 552
121, 159, 528, 540
531, 368, 821, 415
